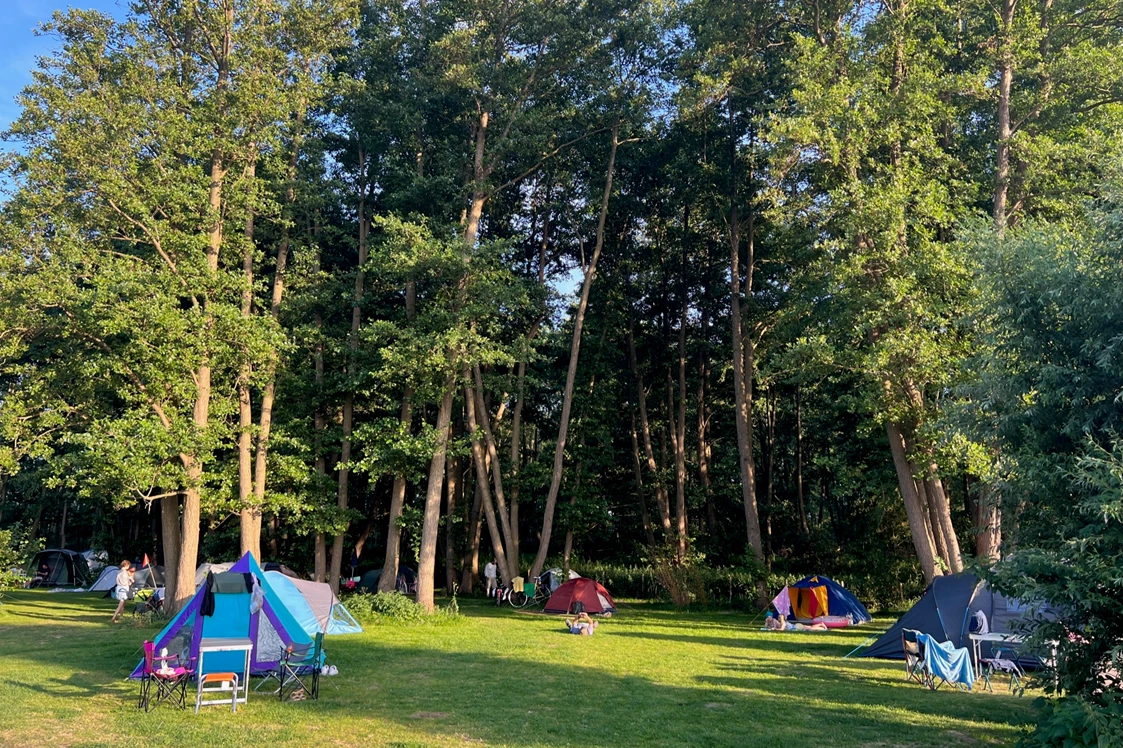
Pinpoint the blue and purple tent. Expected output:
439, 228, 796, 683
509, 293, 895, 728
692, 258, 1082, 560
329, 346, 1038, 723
130, 552, 313, 679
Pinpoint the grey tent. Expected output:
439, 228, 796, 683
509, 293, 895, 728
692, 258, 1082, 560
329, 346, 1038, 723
26, 549, 90, 588
862, 574, 1052, 667
359, 566, 417, 594
89, 565, 121, 592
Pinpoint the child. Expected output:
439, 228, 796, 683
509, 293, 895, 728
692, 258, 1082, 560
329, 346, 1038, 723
111, 560, 134, 623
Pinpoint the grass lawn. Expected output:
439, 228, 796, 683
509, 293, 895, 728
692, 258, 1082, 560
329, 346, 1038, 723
0, 591, 1037, 747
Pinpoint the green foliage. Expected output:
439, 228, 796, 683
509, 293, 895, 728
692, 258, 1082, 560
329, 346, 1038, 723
0, 526, 43, 591
1019, 695, 1123, 748
341, 590, 459, 625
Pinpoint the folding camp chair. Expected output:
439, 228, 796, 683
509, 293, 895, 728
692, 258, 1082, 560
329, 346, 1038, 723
275, 633, 323, 702
981, 647, 1025, 696
902, 629, 930, 688
138, 640, 194, 712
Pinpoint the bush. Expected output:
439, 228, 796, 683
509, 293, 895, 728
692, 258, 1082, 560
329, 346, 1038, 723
341, 590, 459, 625
1019, 695, 1123, 747
0, 525, 43, 591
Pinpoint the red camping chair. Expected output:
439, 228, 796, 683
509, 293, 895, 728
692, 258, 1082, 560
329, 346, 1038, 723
138, 640, 195, 711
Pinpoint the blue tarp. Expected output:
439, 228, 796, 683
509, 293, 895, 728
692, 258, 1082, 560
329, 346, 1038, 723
919, 632, 974, 690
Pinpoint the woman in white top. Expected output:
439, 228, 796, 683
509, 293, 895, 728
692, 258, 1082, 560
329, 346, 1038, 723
111, 560, 133, 623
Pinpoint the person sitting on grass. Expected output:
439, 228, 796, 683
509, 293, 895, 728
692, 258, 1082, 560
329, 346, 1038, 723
565, 611, 599, 635
765, 612, 827, 632
110, 560, 133, 623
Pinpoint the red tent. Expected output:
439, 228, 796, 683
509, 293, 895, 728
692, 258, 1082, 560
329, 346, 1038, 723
544, 577, 617, 615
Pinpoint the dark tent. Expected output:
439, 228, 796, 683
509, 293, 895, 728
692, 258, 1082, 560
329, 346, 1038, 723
26, 549, 90, 588
544, 577, 617, 615
359, 566, 417, 594
862, 574, 1053, 667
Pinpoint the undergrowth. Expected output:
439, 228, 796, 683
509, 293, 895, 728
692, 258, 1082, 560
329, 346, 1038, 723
342, 590, 460, 625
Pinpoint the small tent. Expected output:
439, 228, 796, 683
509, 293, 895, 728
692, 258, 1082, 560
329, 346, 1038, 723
359, 566, 417, 594
131, 552, 312, 679
26, 549, 89, 588
772, 575, 872, 626
194, 561, 235, 588
266, 571, 363, 636
544, 577, 617, 615
89, 565, 121, 592
862, 574, 1052, 666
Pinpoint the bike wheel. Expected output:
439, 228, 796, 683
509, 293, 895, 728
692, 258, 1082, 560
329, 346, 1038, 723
510, 591, 528, 607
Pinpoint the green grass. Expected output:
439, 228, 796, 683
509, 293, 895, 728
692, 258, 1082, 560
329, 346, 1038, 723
0, 591, 1037, 747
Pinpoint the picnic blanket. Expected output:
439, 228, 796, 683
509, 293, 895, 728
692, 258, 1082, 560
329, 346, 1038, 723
918, 632, 974, 690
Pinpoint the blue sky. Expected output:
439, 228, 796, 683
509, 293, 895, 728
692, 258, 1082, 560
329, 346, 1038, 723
1, 1, 128, 134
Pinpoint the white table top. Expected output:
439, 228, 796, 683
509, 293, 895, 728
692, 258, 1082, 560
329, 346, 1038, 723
199, 637, 253, 650
969, 632, 1022, 643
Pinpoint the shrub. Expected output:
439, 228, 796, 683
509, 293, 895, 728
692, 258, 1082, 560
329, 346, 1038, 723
0, 525, 43, 591
1019, 695, 1123, 747
341, 590, 459, 625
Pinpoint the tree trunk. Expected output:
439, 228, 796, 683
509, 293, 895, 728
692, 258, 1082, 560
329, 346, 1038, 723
238, 158, 260, 559
464, 379, 513, 584
886, 421, 941, 582
445, 455, 460, 594
976, 481, 1001, 561
461, 474, 483, 594
993, 0, 1015, 230
529, 127, 620, 580
795, 386, 808, 536
471, 365, 518, 577
629, 324, 673, 536
330, 147, 370, 594
630, 410, 657, 550
416, 384, 455, 612
672, 277, 689, 561
160, 493, 181, 606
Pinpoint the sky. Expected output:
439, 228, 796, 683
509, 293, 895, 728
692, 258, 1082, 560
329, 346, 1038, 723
0, 1, 128, 135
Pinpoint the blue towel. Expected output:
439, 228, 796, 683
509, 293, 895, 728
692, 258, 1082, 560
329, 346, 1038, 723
918, 633, 974, 690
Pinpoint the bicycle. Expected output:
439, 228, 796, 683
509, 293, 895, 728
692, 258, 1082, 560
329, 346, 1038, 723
508, 576, 552, 608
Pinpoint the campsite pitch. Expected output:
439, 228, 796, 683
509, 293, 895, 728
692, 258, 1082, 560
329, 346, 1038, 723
0, 592, 1036, 747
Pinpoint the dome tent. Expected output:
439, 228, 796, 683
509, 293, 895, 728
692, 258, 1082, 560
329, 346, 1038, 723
544, 577, 617, 615
772, 575, 873, 627
359, 566, 417, 594
265, 570, 363, 636
26, 549, 90, 588
861, 574, 1054, 668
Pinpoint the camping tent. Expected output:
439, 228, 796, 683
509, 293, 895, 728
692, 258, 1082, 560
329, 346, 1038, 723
544, 577, 617, 615
266, 571, 363, 636
772, 575, 872, 626
131, 552, 313, 679
89, 565, 121, 592
359, 566, 417, 594
132, 564, 164, 590
194, 561, 235, 588
26, 549, 89, 588
862, 574, 1052, 666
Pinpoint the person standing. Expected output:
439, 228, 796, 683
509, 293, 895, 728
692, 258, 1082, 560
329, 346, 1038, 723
110, 560, 133, 623
484, 558, 498, 597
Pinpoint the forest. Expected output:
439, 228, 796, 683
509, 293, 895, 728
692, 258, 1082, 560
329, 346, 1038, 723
0, 0, 1122, 731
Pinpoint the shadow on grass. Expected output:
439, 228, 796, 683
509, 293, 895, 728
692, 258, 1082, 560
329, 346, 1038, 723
0, 592, 1033, 748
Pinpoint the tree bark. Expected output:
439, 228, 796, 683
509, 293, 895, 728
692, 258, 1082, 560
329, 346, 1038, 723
886, 421, 941, 582
673, 294, 689, 561
330, 145, 370, 594
464, 379, 513, 584
993, 0, 1016, 230
976, 481, 1001, 561
160, 493, 181, 606
630, 410, 657, 550
795, 386, 808, 535
461, 473, 484, 593
471, 365, 518, 577
445, 455, 460, 594
529, 127, 620, 580
629, 324, 673, 536
416, 383, 455, 612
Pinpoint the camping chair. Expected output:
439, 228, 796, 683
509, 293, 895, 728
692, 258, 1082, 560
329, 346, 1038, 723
981, 647, 1025, 696
138, 640, 194, 712
902, 629, 930, 688
275, 633, 323, 702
